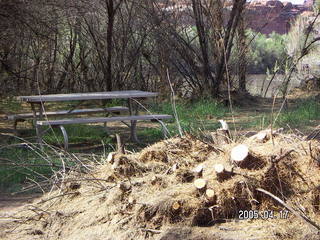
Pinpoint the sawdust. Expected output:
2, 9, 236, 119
1, 133, 320, 240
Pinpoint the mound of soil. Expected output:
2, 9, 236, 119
1, 133, 320, 240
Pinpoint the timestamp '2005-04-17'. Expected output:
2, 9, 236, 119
238, 210, 289, 220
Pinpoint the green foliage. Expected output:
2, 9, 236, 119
151, 98, 227, 134
277, 99, 320, 127
0, 145, 59, 192
43, 125, 112, 145
247, 30, 287, 74
0, 97, 23, 113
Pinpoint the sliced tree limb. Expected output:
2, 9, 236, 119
128, 196, 136, 205
214, 164, 232, 180
210, 120, 231, 144
249, 128, 284, 142
172, 201, 181, 211
194, 178, 207, 190
118, 182, 131, 192
205, 188, 215, 201
192, 164, 204, 178
107, 152, 116, 163
231, 144, 249, 165
249, 131, 268, 142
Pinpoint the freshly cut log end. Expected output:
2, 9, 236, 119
214, 164, 225, 174
171, 163, 179, 172
107, 152, 116, 163
205, 189, 215, 199
218, 120, 229, 130
231, 144, 249, 163
194, 178, 207, 190
256, 131, 268, 141
192, 164, 204, 177
172, 201, 180, 211
249, 131, 268, 142
214, 163, 232, 180
119, 182, 131, 192
151, 175, 161, 185
128, 196, 136, 205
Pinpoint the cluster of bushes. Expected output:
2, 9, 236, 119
246, 30, 288, 74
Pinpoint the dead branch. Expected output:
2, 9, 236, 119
256, 188, 320, 231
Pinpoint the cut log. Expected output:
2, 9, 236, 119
128, 196, 136, 205
249, 131, 268, 142
119, 182, 131, 192
218, 120, 229, 130
230, 144, 261, 169
205, 189, 215, 200
192, 164, 204, 178
231, 144, 249, 165
214, 163, 225, 175
194, 178, 207, 190
210, 120, 231, 144
151, 175, 161, 185
249, 128, 284, 142
171, 163, 179, 172
214, 163, 232, 180
107, 152, 116, 163
172, 201, 180, 211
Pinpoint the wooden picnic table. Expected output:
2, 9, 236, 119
17, 90, 171, 148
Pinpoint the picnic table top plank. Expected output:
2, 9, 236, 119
36, 114, 172, 126
18, 90, 158, 103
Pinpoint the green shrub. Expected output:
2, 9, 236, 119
247, 30, 287, 74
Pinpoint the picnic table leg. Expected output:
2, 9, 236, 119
128, 98, 139, 142
31, 103, 44, 147
13, 119, 18, 136
59, 125, 69, 150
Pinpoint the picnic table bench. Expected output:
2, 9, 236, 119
12, 90, 172, 149
37, 114, 172, 149
6, 106, 129, 134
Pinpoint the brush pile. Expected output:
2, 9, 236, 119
2, 131, 320, 240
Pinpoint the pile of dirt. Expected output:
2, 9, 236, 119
1, 132, 320, 240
